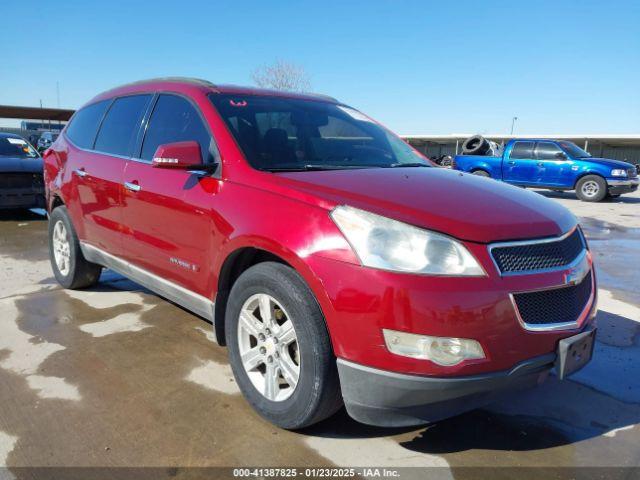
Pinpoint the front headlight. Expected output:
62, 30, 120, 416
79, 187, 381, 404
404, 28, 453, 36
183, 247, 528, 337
611, 169, 628, 177
330, 205, 485, 276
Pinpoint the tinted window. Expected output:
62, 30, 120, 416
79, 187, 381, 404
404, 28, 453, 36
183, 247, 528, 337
0, 136, 39, 158
94, 95, 152, 156
510, 141, 535, 159
209, 94, 427, 171
65, 100, 110, 149
141, 94, 212, 163
558, 141, 591, 158
535, 142, 564, 160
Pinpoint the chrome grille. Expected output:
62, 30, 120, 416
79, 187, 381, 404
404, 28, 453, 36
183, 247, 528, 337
513, 271, 592, 326
490, 229, 585, 274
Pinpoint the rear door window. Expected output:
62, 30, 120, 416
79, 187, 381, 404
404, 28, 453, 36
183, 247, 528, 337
509, 141, 535, 159
535, 142, 564, 160
94, 95, 152, 157
65, 100, 110, 149
141, 94, 213, 163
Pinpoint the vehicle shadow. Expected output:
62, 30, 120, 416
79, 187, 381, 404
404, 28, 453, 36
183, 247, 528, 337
0, 208, 47, 222
534, 189, 640, 204
304, 308, 640, 454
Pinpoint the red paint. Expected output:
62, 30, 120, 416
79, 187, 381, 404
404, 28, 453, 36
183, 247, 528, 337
44, 79, 595, 378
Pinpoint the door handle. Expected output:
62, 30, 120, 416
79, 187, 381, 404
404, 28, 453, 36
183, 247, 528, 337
507, 161, 516, 165
124, 181, 141, 192
74, 168, 88, 178
537, 162, 544, 167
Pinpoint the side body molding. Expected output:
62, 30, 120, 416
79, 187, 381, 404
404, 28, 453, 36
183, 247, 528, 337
80, 242, 216, 326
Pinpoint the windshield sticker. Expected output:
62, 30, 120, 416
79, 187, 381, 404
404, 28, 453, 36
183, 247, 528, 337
7, 138, 27, 145
230, 100, 247, 107
337, 106, 375, 123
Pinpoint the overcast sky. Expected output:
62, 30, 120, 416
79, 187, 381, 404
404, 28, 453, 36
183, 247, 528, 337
2, 0, 639, 134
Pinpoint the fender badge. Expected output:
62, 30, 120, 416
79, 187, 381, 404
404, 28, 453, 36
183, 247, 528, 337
170, 257, 200, 272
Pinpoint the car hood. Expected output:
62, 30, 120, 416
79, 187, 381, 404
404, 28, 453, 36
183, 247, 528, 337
0, 156, 43, 173
276, 167, 576, 243
580, 157, 634, 170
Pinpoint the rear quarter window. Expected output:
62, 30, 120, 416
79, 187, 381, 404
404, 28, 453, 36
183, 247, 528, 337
65, 100, 110, 149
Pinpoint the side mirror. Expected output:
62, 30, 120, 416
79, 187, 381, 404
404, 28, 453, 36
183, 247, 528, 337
151, 141, 202, 169
555, 152, 567, 160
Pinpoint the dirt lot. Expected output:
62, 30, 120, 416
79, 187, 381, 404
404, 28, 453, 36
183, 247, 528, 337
0, 190, 639, 479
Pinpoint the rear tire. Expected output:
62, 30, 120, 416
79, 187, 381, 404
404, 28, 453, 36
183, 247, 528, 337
472, 170, 490, 178
226, 262, 342, 429
575, 175, 607, 202
48, 206, 102, 289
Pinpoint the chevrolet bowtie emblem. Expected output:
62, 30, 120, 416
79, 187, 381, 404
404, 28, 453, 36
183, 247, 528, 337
564, 256, 589, 286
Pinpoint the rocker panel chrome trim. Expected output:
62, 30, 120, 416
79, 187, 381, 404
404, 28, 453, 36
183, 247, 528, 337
80, 242, 215, 323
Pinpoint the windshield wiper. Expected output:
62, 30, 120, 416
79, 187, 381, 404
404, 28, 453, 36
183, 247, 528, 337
261, 164, 373, 172
386, 162, 430, 168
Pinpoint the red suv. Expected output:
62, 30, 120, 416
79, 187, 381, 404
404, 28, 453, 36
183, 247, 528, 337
44, 78, 597, 429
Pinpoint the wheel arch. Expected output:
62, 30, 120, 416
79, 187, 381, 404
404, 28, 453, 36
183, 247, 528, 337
470, 167, 491, 177
573, 171, 607, 189
213, 243, 333, 350
49, 193, 65, 212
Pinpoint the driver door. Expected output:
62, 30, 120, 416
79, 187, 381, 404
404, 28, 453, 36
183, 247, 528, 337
534, 142, 572, 187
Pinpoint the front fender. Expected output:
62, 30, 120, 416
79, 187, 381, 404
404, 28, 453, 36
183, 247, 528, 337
209, 183, 360, 347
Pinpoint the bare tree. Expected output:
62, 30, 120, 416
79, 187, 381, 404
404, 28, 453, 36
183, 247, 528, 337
251, 60, 311, 92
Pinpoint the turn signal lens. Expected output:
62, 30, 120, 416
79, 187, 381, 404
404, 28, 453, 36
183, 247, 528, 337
382, 329, 485, 366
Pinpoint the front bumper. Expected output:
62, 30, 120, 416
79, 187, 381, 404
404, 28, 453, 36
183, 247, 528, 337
0, 188, 45, 209
607, 177, 639, 194
338, 353, 556, 427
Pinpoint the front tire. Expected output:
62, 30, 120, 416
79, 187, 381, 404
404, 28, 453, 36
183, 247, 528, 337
576, 175, 607, 202
226, 262, 342, 429
48, 206, 102, 289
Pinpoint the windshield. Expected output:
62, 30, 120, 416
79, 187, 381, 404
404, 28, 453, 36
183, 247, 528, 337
558, 141, 591, 158
0, 136, 39, 158
209, 94, 428, 171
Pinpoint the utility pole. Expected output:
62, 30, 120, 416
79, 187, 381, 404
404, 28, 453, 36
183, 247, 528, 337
510, 116, 518, 136
56, 81, 61, 127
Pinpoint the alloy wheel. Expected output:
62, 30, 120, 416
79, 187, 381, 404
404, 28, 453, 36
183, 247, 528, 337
52, 220, 71, 276
237, 293, 300, 402
581, 180, 600, 198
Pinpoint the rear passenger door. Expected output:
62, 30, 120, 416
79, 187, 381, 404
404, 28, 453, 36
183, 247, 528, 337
502, 141, 541, 185
121, 93, 219, 297
69, 95, 151, 256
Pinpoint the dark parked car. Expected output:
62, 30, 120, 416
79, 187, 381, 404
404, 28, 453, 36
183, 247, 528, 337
0, 133, 45, 209
37, 131, 59, 151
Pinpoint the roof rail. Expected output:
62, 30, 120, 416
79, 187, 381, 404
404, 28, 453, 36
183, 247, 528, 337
109, 77, 217, 90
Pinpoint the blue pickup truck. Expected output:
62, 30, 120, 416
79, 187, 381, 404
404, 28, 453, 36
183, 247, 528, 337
454, 138, 639, 202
